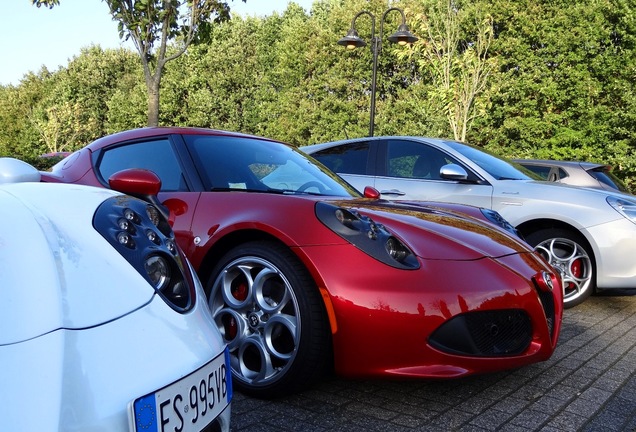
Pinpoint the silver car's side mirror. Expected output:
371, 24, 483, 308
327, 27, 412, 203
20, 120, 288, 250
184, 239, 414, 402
440, 163, 468, 181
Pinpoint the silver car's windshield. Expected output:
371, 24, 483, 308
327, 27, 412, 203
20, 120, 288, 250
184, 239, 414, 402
446, 141, 534, 181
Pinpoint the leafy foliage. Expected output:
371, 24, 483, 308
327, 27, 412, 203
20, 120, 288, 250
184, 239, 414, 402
4, 0, 636, 190
397, 0, 496, 142
31, 0, 244, 126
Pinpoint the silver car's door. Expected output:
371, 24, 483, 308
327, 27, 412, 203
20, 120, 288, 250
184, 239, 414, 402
338, 173, 377, 193
376, 175, 495, 208
373, 138, 495, 208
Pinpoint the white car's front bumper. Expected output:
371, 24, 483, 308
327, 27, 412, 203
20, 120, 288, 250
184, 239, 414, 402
1, 294, 231, 432
585, 217, 636, 289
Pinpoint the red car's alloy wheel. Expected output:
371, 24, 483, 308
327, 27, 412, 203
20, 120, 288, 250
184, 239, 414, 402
206, 241, 330, 398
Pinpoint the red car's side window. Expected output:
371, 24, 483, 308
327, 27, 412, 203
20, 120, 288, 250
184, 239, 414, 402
97, 139, 188, 192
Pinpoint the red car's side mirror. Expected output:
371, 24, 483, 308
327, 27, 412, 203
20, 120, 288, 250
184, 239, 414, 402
108, 168, 162, 196
363, 186, 381, 200
108, 169, 170, 222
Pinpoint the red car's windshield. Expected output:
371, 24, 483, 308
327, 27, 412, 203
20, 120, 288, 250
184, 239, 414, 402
184, 135, 358, 197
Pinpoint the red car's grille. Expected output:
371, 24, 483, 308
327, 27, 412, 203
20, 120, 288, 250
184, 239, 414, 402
536, 289, 556, 341
428, 309, 532, 357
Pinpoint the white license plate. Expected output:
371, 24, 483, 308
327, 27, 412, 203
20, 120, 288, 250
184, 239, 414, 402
129, 347, 232, 432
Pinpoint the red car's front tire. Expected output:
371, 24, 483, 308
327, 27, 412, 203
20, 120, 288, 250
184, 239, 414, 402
206, 241, 331, 398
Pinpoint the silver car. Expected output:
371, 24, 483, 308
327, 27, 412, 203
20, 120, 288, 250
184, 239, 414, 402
513, 159, 630, 193
304, 136, 636, 308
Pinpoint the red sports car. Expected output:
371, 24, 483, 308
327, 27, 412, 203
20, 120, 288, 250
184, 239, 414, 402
42, 127, 563, 398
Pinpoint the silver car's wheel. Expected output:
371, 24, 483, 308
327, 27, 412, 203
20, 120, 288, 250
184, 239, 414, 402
525, 228, 594, 308
206, 241, 330, 398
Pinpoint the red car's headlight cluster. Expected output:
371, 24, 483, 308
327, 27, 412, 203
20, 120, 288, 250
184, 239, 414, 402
93, 195, 196, 312
315, 201, 420, 270
532, 270, 560, 340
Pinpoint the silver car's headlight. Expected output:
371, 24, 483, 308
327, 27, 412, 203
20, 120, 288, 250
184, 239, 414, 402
607, 196, 636, 224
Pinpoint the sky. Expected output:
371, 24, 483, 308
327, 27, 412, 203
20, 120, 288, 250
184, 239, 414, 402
1, 0, 314, 86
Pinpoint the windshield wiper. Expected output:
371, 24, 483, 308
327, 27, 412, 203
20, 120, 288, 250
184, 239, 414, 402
210, 187, 270, 193
266, 188, 324, 195
210, 186, 325, 196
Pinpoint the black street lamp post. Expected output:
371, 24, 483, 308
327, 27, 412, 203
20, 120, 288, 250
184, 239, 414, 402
338, 7, 417, 137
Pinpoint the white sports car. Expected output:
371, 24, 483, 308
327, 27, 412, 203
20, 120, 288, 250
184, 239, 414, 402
304, 136, 636, 308
0, 158, 232, 431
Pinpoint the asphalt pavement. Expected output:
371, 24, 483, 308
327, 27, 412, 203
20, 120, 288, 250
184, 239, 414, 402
229, 292, 636, 431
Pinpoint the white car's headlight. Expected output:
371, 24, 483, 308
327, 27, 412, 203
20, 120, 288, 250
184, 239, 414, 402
93, 195, 196, 312
607, 196, 636, 224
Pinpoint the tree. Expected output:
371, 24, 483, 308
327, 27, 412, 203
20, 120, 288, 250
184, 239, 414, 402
398, 0, 495, 142
49, 46, 142, 144
0, 69, 56, 162
159, 14, 267, 132
9, 0, 635, 188
32, 0, 245, 126
475, 0, 636, 189
30, 102, 96, 154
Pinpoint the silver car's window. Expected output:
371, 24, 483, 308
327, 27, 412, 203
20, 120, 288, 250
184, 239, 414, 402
589, 168, 628, 192
447, 141, 532, 180
556, 167, 568, 180
310, 141, 370, 175
521, 164, 550, 180
386, 140, 451, 180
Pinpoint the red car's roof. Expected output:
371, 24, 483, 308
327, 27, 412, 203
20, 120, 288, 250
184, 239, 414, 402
86, 127, 280, 151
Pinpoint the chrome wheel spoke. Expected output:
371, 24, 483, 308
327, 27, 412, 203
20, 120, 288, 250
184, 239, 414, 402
236, 335, 277, 382
218, 264, 255, 310
253, 267, 292, 314
263, 314, 299, 361
536, 237, 592, 302
209, 254, 301, 388
213, 307, 247, 350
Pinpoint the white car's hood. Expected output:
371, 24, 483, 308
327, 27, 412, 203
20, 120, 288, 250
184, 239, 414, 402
0, 183, 154, 344
493, 179, 633, 227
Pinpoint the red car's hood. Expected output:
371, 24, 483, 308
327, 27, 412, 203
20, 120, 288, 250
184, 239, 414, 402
330, 198, 533, 261
177, 191, 534, 264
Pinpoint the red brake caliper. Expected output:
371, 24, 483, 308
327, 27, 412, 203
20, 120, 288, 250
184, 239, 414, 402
566, 258, 583, 291
224, 281, 248, 340
223, 315, 238, 341
232, 281, 248, 301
